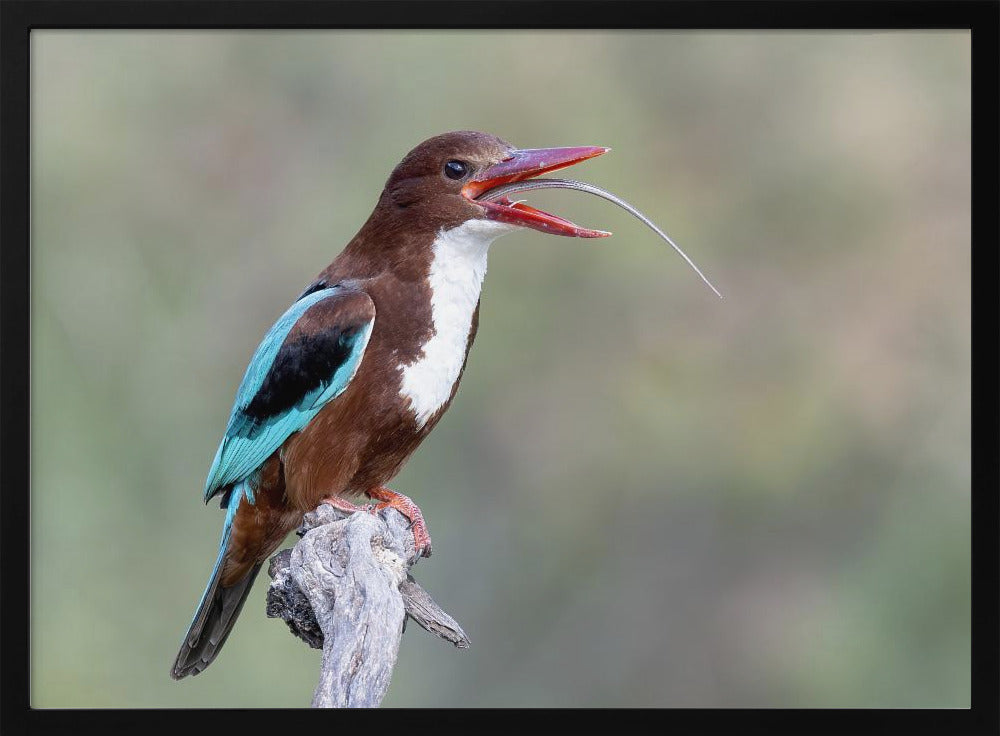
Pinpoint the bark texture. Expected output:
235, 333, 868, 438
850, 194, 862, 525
266, 503, 469, 708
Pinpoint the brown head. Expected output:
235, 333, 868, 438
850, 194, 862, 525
354, 130, 610, 248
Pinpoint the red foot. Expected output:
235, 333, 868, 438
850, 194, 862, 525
365, 486, 432, 558
318, 495, 367, 515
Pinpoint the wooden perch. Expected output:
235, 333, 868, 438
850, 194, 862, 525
265, 503, 469, 708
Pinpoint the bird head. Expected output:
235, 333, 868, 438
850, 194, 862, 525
375, 130, 610, 239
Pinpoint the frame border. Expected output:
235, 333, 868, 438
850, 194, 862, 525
2, 2, 996, 733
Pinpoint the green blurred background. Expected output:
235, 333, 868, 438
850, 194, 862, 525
31, 31, 970, 707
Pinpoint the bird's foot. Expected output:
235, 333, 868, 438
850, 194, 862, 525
318, 495, 368, 516
365, 486, 433, 559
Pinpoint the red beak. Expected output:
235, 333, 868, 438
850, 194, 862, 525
464, 146, 611, 238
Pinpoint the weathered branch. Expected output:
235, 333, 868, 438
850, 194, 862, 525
265, 503, 469, 708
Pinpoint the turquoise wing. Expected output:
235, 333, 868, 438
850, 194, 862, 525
202, 285, 376, 503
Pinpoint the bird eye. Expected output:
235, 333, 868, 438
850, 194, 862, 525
444, 160, 469, 180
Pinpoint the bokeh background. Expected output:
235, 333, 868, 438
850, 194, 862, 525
31, 31, 971, 707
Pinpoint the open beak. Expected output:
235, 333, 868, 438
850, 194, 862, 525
463, 146, 611, 237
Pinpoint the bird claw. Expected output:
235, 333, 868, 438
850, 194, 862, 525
371, 503, 432, 559
365, 487, 433, 559
411, 524, 433, 559
405, 519, 433, 558
319, 495, 367, 516
322, 490, 432, 558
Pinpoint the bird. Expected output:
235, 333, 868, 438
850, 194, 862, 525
170, 131, 611, 680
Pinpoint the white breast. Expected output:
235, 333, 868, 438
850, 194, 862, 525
399, 219, 515, 428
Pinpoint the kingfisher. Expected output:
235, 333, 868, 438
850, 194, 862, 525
171, 131, 611, 679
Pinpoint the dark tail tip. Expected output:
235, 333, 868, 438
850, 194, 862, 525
171, 563, 263, 680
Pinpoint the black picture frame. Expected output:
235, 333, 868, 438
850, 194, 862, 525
2, 2, 996, 733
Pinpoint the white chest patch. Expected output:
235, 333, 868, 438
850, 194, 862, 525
399, 219, 515, 428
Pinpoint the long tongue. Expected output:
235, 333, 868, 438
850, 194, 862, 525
480, 178, 723, 298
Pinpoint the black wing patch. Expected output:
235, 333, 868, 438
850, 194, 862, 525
242, 325, 361, 422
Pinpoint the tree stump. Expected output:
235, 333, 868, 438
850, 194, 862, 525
265, 503, 469, 708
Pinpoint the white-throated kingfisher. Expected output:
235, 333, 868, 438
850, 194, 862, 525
171, 131, 610, 679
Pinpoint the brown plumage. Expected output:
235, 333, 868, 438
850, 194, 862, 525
172, 131, 610, 679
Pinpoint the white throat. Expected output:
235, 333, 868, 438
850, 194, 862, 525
399, 219, 515, 427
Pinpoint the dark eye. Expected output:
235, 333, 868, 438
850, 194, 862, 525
444, 160, 469, 180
